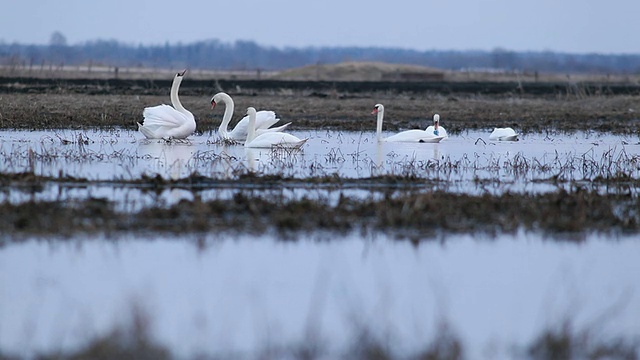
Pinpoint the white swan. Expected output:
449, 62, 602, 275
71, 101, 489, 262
244, 107, 307, 149
372, 104, 444, 143
425, 114, 448, 138
211, 92, 290, 142
489, 127, 519, 141
137, 70, 196, 139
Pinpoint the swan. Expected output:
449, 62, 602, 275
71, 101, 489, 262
372, 104, 444, 143
425, 114, 448, 138
489, 127, 519, 141
211, 92, 290, 142
137, 70, 196, 140
244, 107, 307, 149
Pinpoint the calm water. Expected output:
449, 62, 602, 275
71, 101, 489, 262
1, 233, 639, 359
2, 128, 640, 358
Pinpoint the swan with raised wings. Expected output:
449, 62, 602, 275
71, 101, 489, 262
137, 70, 196, 139
211, 92, 290, 142
244, 107, 307, 149
425, 114, 448, 138
372, 104, 444, 143
489, 127, 519, 141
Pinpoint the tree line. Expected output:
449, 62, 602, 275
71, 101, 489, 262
1, 36, 639, 74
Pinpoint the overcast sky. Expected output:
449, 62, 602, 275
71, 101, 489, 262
1, 0, 638, 54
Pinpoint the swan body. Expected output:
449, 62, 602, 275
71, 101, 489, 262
211, 92, 290, 142
425, 114, 448, 138
244, 107, 307, 149
489, 127, 519, 141
137, 70, 196, 139
372, 104, 445, 143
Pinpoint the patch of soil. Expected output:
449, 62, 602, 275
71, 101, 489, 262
1, 76, 639, 134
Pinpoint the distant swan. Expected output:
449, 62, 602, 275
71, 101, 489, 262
425, 114, 448, 138
489, 127, 519, 141
137, 70, 196, 140
211, 92, 290, 142
244, 107, 307, 149
372, 104, 444, 143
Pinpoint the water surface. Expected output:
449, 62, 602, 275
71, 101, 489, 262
1, 233, 638, 359
2, 129, 640, 208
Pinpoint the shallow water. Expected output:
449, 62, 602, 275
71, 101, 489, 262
2, 128, 640, 357
1, 233, 639, 359
2, 128, 640, 207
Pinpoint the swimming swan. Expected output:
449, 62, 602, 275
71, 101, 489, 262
244, 107, 307, 149
211, 92, 290, 142
137, 70, 196, 140
489, 127, 519, 141
372, 104, 444, 143
425, 114, 448, 138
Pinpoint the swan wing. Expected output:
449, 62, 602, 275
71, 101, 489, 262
142, 104, 190, 128
229, 110, 281, 140
140, 104, 195, 139
245, 132, 307, 149
138, 122, 160, 139
384, 129, 443, 143
255, 122, 291, 136
489, 127, 518, 141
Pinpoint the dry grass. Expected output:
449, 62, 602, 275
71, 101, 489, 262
1, 185, 639, 238
3, 62, 639, 84
1, 91, 639, 135
272, 61, 446, 81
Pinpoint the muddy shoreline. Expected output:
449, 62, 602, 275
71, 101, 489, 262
2, 186, 637, 239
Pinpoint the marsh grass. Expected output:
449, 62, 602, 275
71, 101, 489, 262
4, 308, 636, 360
526, 320, 639, 360
1, 185, 640, 239
31, 305, 171, 360
1, 85, 639, 135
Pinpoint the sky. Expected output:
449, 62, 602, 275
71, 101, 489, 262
1, 0, 639, 54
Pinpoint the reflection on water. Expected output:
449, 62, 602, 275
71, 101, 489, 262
137, 140, 197, 179
1, 233, 638, 358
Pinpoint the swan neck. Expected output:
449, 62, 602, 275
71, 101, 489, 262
170, 76, 187, 114
217, 93, 234, 137
376, 109, 384, 141
246, 110, 256, 143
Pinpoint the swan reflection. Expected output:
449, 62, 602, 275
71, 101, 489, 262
138, 139, 195, 179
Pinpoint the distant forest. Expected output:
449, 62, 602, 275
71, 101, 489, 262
1, 33, 639, 74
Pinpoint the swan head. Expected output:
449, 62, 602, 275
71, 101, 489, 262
177, 69, 187, 77
210, 92, 230, 109
210, 93, 224, 109
433, 114, 440, 129
246, 106, 257, 116
371, 103, 384, 115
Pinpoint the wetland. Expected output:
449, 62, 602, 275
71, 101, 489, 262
1, 76, 640, 359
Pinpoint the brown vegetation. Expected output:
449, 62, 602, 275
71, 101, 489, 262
1, 87, 639, 134
1, 181, 638, 238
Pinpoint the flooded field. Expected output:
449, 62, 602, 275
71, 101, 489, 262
2, 82, 640, 358
2, 233, 639, 359
2, 127, 640, 358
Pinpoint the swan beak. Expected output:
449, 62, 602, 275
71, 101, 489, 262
177, 69, 187, 77
371, 108, 378, 115
211, 100, 217, 109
